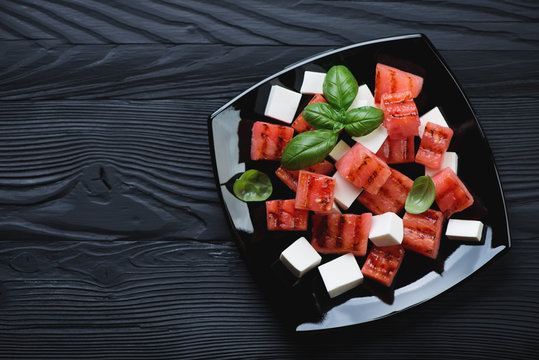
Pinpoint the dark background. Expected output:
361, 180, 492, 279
0, 1, 538, 359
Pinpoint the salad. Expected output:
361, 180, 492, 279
232, 62, 481, 300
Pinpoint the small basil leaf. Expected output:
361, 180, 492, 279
281, 129, 338, 171
405, 176, 436, 214
232, 169, 273, 202
303, 102, 340, 131
323, 65, 358, 110
343, 106, 384, 137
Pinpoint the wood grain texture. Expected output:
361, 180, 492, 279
1, 0, 538, 359
0, 0, 538, 49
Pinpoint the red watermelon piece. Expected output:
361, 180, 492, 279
266, 199, 308, 231
275, 160, 334, 192
376, 136, 415, 164
295, 171, 336, 213
335, 142, 392, 195
361, 245, 405, 287
431, 168, 474, 218
415, 122, 454, 169
402, 209, 444, 259
250, 121, 294, 161
374, 63, 424, 105
358, 168, 413, 215
311, 213, 372, 256
291, 94, 328, 133
380, 91, 420, 140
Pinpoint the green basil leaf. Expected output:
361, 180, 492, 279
303, 102, 341, 131
232, 169, 273, 202
323, 65, 358, 110
281, 129, 338, 171
343, 106, 384, 137
405, 176, 436, 214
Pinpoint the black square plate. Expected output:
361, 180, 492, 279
208, 34, 510, 331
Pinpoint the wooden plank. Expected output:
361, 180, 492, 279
1, 43, 538, 100
0, 0, 537, 49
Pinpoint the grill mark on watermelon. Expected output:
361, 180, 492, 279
405, 226, 437, 240
317, 215, 329, 248
352, 217, 361, 251
348, 158, 368, 183
260, 122, 269, 159
336, 215, 345, 249
367, 170, 378, 184
276, 200, 283, 229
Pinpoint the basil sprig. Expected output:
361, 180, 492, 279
231, 169, 273, 202
281, 65, 383, 170
405, 176, 436, 214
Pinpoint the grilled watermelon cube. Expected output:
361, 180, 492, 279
376, 136, 415, 164
291, 94, 328, 133
335, 142, 392, 195
402, 209, 444, 259
250, 121, 294, 161
431, 168, 474, 218
374, 63, 423, 105
295, 171, 336, 213
358, 168, 413, 215
380, 91, 420, 140
361, 245, 405, 287
275, 160, 334, 192
415, 122, 454, 169
311, 213, 372, 256
266, 199, 308, 231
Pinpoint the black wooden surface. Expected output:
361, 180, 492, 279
1, 1, 538, 359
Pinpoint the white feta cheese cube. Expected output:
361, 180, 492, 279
446, 219, 484, 242
352, 125, 388, 153
318, 253, 363, 298
300, 71, 326, 94
280, 237, 322, 278
425, 151, 458, 177
333, 171, 362, 210
348, 84, 375, 109
419, 107, 449, 137
328, 140, 351, 162
264, 85, 302, 124
369, 212, 403, 247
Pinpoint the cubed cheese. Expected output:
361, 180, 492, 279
352, 125, 388, 153
348, 84, 375, 109
419, 107, 449, 137
318, 253, 363, 298
328, 140, 351, 162
446, 219, 484, 242
332, 171, 362, 210
280, 237, 322, 278
300, 71, 326, 94
425, 151, 458, 177
369, 212, 404, 247
264, 85, 302, 124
